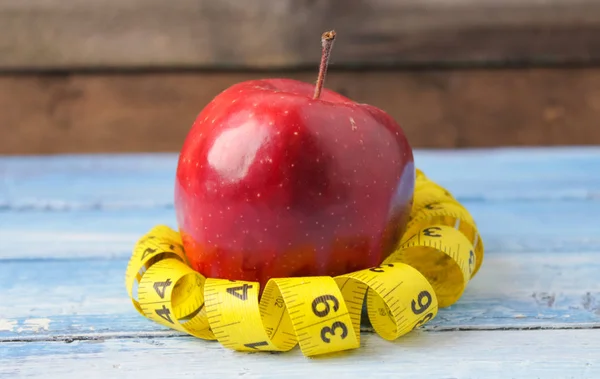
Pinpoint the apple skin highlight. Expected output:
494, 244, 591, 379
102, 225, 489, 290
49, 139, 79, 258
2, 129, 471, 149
174, 78, 415, 287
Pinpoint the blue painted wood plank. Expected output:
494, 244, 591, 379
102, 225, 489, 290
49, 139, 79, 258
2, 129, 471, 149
0, 148, 598, 377
2, 329, 599, 379
1, 250, 599, 340
2, 199, 599, 260
415, 147, 600, 202
1, 147, 599, 211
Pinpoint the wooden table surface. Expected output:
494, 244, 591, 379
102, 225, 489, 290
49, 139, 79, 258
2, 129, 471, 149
1, 147, 599, 378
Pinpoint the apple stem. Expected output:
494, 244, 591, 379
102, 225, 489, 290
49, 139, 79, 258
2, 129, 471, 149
313, 30, 336, 100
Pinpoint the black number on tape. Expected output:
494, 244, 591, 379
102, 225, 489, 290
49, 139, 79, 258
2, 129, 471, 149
311, 294, 340, 317
422, 227, 442, 238
244, 341, 269, 349
469, 250, 475, 273
155, 305, 174, 324
320, 321, 348, 343
153, 278, 172, 299
414, 312, 434, 329
265, 326, 274, 337
140, 247, 157, 260
424, 203, 442, 210
274, 296, 285, 308
226, 284, 253, 301
411, 290, 433, 315
369, 263, 394, 273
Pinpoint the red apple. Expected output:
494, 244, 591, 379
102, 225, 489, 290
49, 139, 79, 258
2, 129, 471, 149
174, 31, 415, 288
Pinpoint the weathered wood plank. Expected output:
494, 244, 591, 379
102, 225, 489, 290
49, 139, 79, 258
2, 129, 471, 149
3, 68, 600, 155
2, 330, 600, 378
2, 200, 600, 261
1, 150, 598, 348
1, 0, 600, 70
0, 149, 598, 377
2, 148, 599, 210
1, 249, 599, 339
1, 148, 599, 260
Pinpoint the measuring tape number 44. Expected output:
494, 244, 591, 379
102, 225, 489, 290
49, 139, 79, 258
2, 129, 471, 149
124, 168, 484, 357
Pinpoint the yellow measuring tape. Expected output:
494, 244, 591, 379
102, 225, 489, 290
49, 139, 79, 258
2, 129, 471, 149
124, 168, 483, 357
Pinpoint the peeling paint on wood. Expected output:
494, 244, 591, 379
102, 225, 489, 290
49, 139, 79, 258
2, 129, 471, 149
2, 330, 600, 378
2, 148, 599, 207
1, 251, 599, 340
0, 148, 598, 377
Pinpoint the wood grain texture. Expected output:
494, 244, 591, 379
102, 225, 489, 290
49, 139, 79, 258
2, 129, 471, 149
0, 148, 599, 342
2, 201, 600, 260
3, 330, 600, 378
1, 149, 599, 376
2, 148, 599, 209
1, 250, 599, 340
2, 68, 600, 155
1, 0, 600, 70
1, 148, 599, 260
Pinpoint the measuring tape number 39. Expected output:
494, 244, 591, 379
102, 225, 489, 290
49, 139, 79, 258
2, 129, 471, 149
124, 168, 484, 357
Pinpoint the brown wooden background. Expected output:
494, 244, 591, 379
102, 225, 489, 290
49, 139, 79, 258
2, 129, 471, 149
2, 0, 600, 155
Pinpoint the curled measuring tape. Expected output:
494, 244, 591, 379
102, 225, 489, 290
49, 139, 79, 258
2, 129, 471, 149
124, 169, 484, 357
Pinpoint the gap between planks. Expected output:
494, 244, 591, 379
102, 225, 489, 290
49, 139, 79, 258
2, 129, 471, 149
3, 329, 600, 379
3, 323, 600, 344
